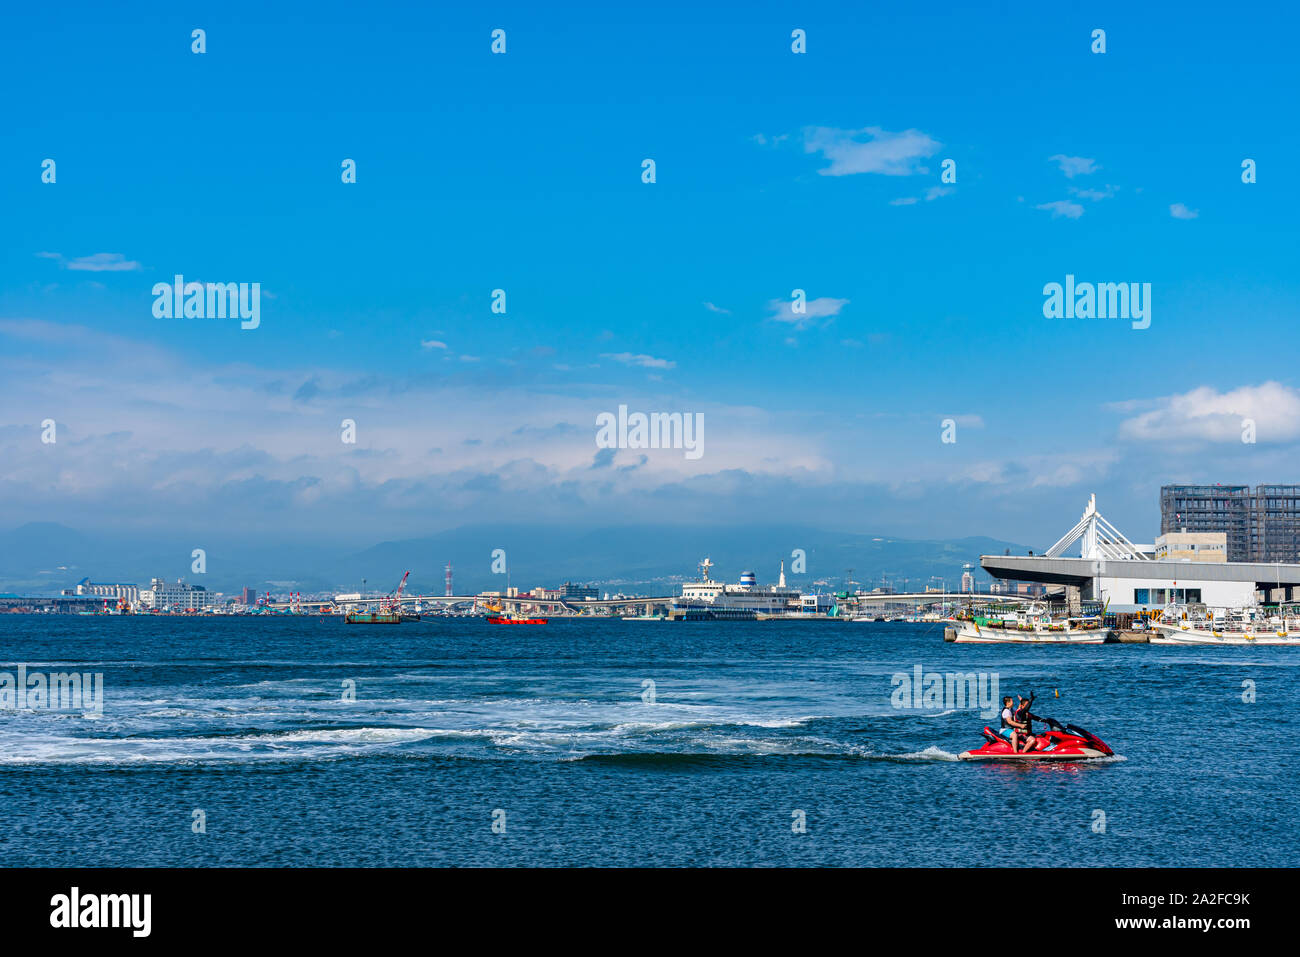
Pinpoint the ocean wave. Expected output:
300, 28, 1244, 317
566, 750, 872, 767
0, 726, 449, 765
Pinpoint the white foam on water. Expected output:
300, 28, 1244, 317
0, 726, 450, 765
886, 746, 962, 762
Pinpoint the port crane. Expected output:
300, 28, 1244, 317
385, 571, 411, 613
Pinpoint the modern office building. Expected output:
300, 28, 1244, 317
560, 582, 600, 600
1161, 484, 1300, 562
1253, 485, 1300, 563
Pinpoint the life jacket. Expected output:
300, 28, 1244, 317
1016, 704, 1035, 732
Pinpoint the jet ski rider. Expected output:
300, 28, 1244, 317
999, 696, 1027, 752
1013, 694, 1040, 753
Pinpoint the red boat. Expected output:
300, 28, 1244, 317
959, 719, 1114, 762
487, 616, 548, 625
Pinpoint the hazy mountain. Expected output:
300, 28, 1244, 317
0, 522, 1033, 597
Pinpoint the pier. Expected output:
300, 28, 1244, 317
268, 591, 1034, 618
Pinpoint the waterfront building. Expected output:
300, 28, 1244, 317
1160, 484, 1300, 563
560, 582, 599, 600
74, 578, 140, 603
983, 495, 1300, 611
138, 578, 215, 611
1154, 531, 1227, 562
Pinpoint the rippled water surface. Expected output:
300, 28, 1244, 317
0, 615, 1293, 866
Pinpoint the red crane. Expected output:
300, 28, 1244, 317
385, 571, 411, 613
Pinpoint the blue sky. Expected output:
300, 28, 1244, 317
2, 0, 1298, 556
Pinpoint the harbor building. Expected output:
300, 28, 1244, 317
73, 578, 140, 603
1160, 484, 1300, 563
1153, 531, 1227, 562
981, 495, 1300, 612
139, 577, 216, 611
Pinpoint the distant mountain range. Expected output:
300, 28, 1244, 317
0, 522, 1035, 597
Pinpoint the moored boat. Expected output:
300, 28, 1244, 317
947, 601, 1109, 644
345, 610, 402, 624
669, 558, 837, 620
1151, 602, 1300, 646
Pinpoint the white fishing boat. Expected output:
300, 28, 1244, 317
945, 601, 1109, 644
1151, 602, 1300, 646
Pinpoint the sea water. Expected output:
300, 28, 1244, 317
0, 616, 1293, 866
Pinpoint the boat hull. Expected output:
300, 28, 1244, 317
948, 622, 1107, 644
958, 747, 1108, 761
344, 612, 401, 624
1151, 625, 1300, 646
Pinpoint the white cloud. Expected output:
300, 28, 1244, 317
956, 450, 1118, 488
599, 352, 676, 370
703, 302, 731, 315
1169, 202, 1199, 220
767, 296, 850, 330
895, 187, 955, 205
36, 251, 143, 272
1070, 184, 1117, 201
0, 319, 843, 537
802, 126, 940, 177
1048, 155, 1098, 178
420, 339, 448, 350
1035, 200, 1085, 219
1118, 382, 1300, 443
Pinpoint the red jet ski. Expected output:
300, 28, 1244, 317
959, 717, 1114, 762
